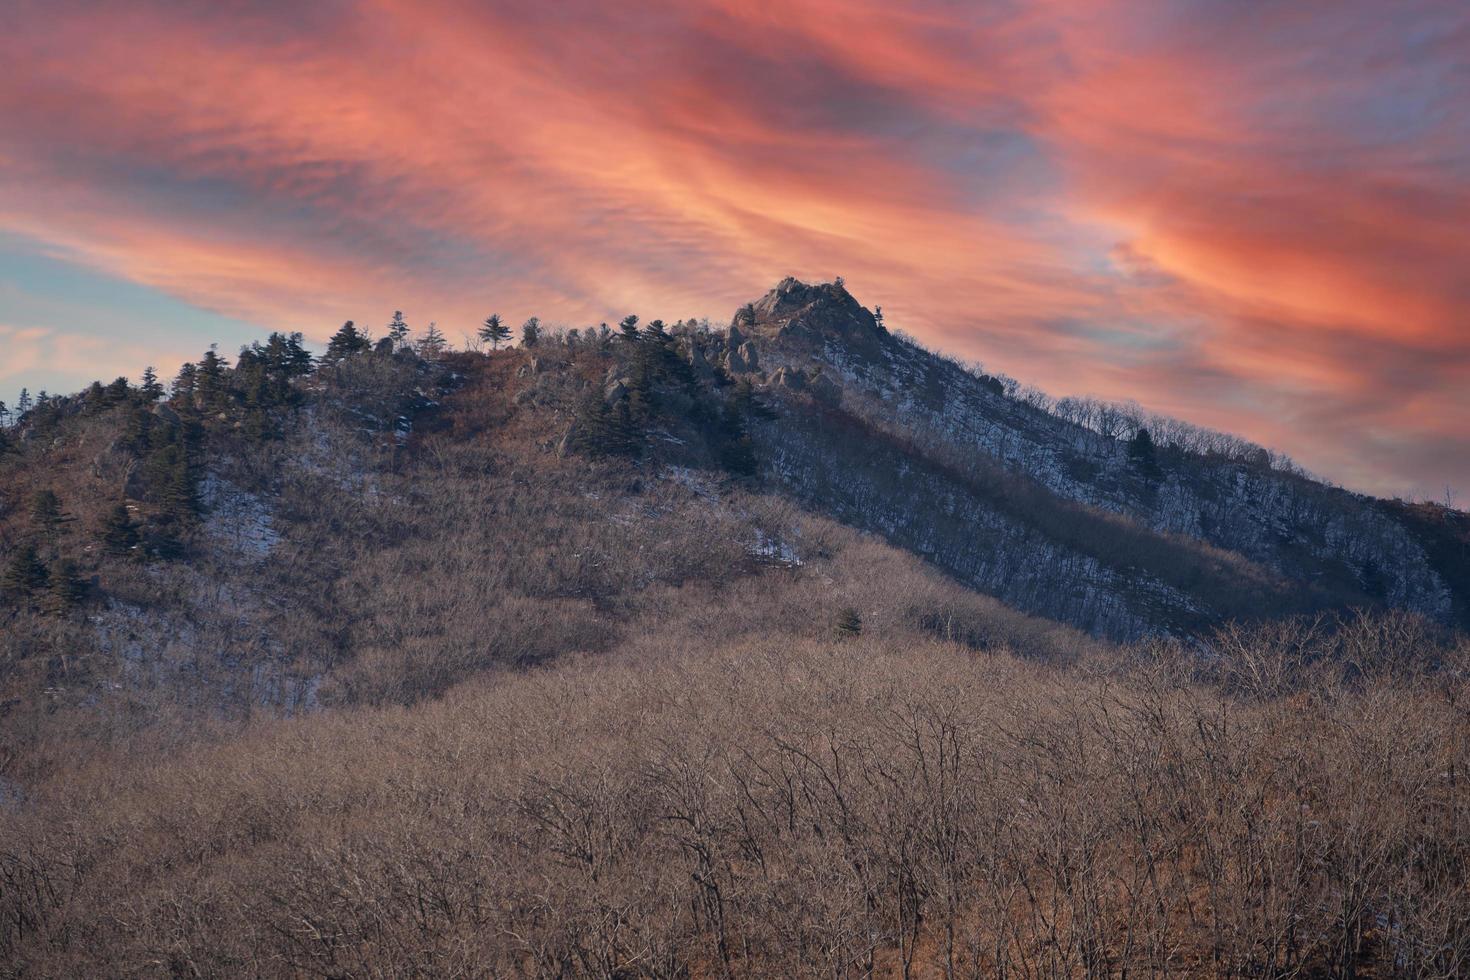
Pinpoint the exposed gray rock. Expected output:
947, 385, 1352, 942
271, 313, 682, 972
122, 461, 148, 502
687, 341, 713, 378
772, 366, 806, 391
748, 276, 886, 357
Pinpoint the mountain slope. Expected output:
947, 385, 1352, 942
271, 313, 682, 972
0, 276, 1463, 781
713, 278, 1456, 636
2, 280, 1468, 978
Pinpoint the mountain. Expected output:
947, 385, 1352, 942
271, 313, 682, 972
0, 278, 1463, 711
2, 279, 1468, 976
0, 280, 1463, 690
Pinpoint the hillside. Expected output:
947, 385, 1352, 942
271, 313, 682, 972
1, 280, 1468, 977
0, 280, 1465, 760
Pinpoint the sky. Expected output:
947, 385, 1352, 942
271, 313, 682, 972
1, 0, 1466, 501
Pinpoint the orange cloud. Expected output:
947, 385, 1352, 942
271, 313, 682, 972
0, 0, 1466, 497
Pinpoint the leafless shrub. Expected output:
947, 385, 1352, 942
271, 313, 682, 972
1, 617, 1465, 977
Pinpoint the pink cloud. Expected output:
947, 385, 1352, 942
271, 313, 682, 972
0, 0, 1465, 497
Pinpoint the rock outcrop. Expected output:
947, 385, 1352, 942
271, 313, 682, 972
747, 277, 888, 357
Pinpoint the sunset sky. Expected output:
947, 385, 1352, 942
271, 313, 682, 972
2, 0, 1466, 499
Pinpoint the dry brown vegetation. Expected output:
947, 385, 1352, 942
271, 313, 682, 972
2, 617, 1467, 978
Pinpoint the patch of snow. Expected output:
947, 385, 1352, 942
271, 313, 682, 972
751, 529, 802, 566
199, 473, 281, 561
663, 465, 719, 500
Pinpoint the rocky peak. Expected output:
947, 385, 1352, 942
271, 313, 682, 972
739, 277, 887, 355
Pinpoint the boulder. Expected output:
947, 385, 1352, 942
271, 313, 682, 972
122, 461, 149, 502
772, 366, 807, 391
687, 342, 714, 378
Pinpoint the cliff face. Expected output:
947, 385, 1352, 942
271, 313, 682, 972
709, 278, 1456, 638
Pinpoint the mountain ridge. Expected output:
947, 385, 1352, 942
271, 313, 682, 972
1, 277, 1463, 648
704, 279, 1460, 635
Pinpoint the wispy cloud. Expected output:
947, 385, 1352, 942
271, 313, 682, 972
1, 0, 1465, 496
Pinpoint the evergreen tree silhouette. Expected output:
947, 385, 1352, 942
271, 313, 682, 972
1, 545, 48, 601
100, 503, 140, 557
479, 314, 510, 350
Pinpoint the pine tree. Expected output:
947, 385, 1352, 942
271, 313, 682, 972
260, 332, 313, 379
1, 545, 48, 601
16, 388, 31, 415
479, 314, 510, 350
100, 503, 140, 556
569, 391, 610, 456
161, 444, 199, 520
30, 490, 66, 540
611, 400, 641, 457
324, 321, 370, 364
123, 406, 156, 454
44, 559, 85, 616
285, 332, 314, 375
139, 416, 201, 524
570, 391, 640, 459
196, 346, 227, 410
521, 316, 541, 348
873, 306, 886, 332
139, 366, 164, 402
627, 351, 656, 419
737, 303, 756, 328
619, 315, 640, 344
148, 519, 187, 561
387, 311, 410, 350
105, 376, 131, 404
417, 322, 448, 359
716, 402, 757, 476
834, 606, 863, 639
731, 378, 775, 420
33, 392, 53, 421
1128, 427, 1160, 478
234, 343, 289, 430
171, 363, 197, 402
